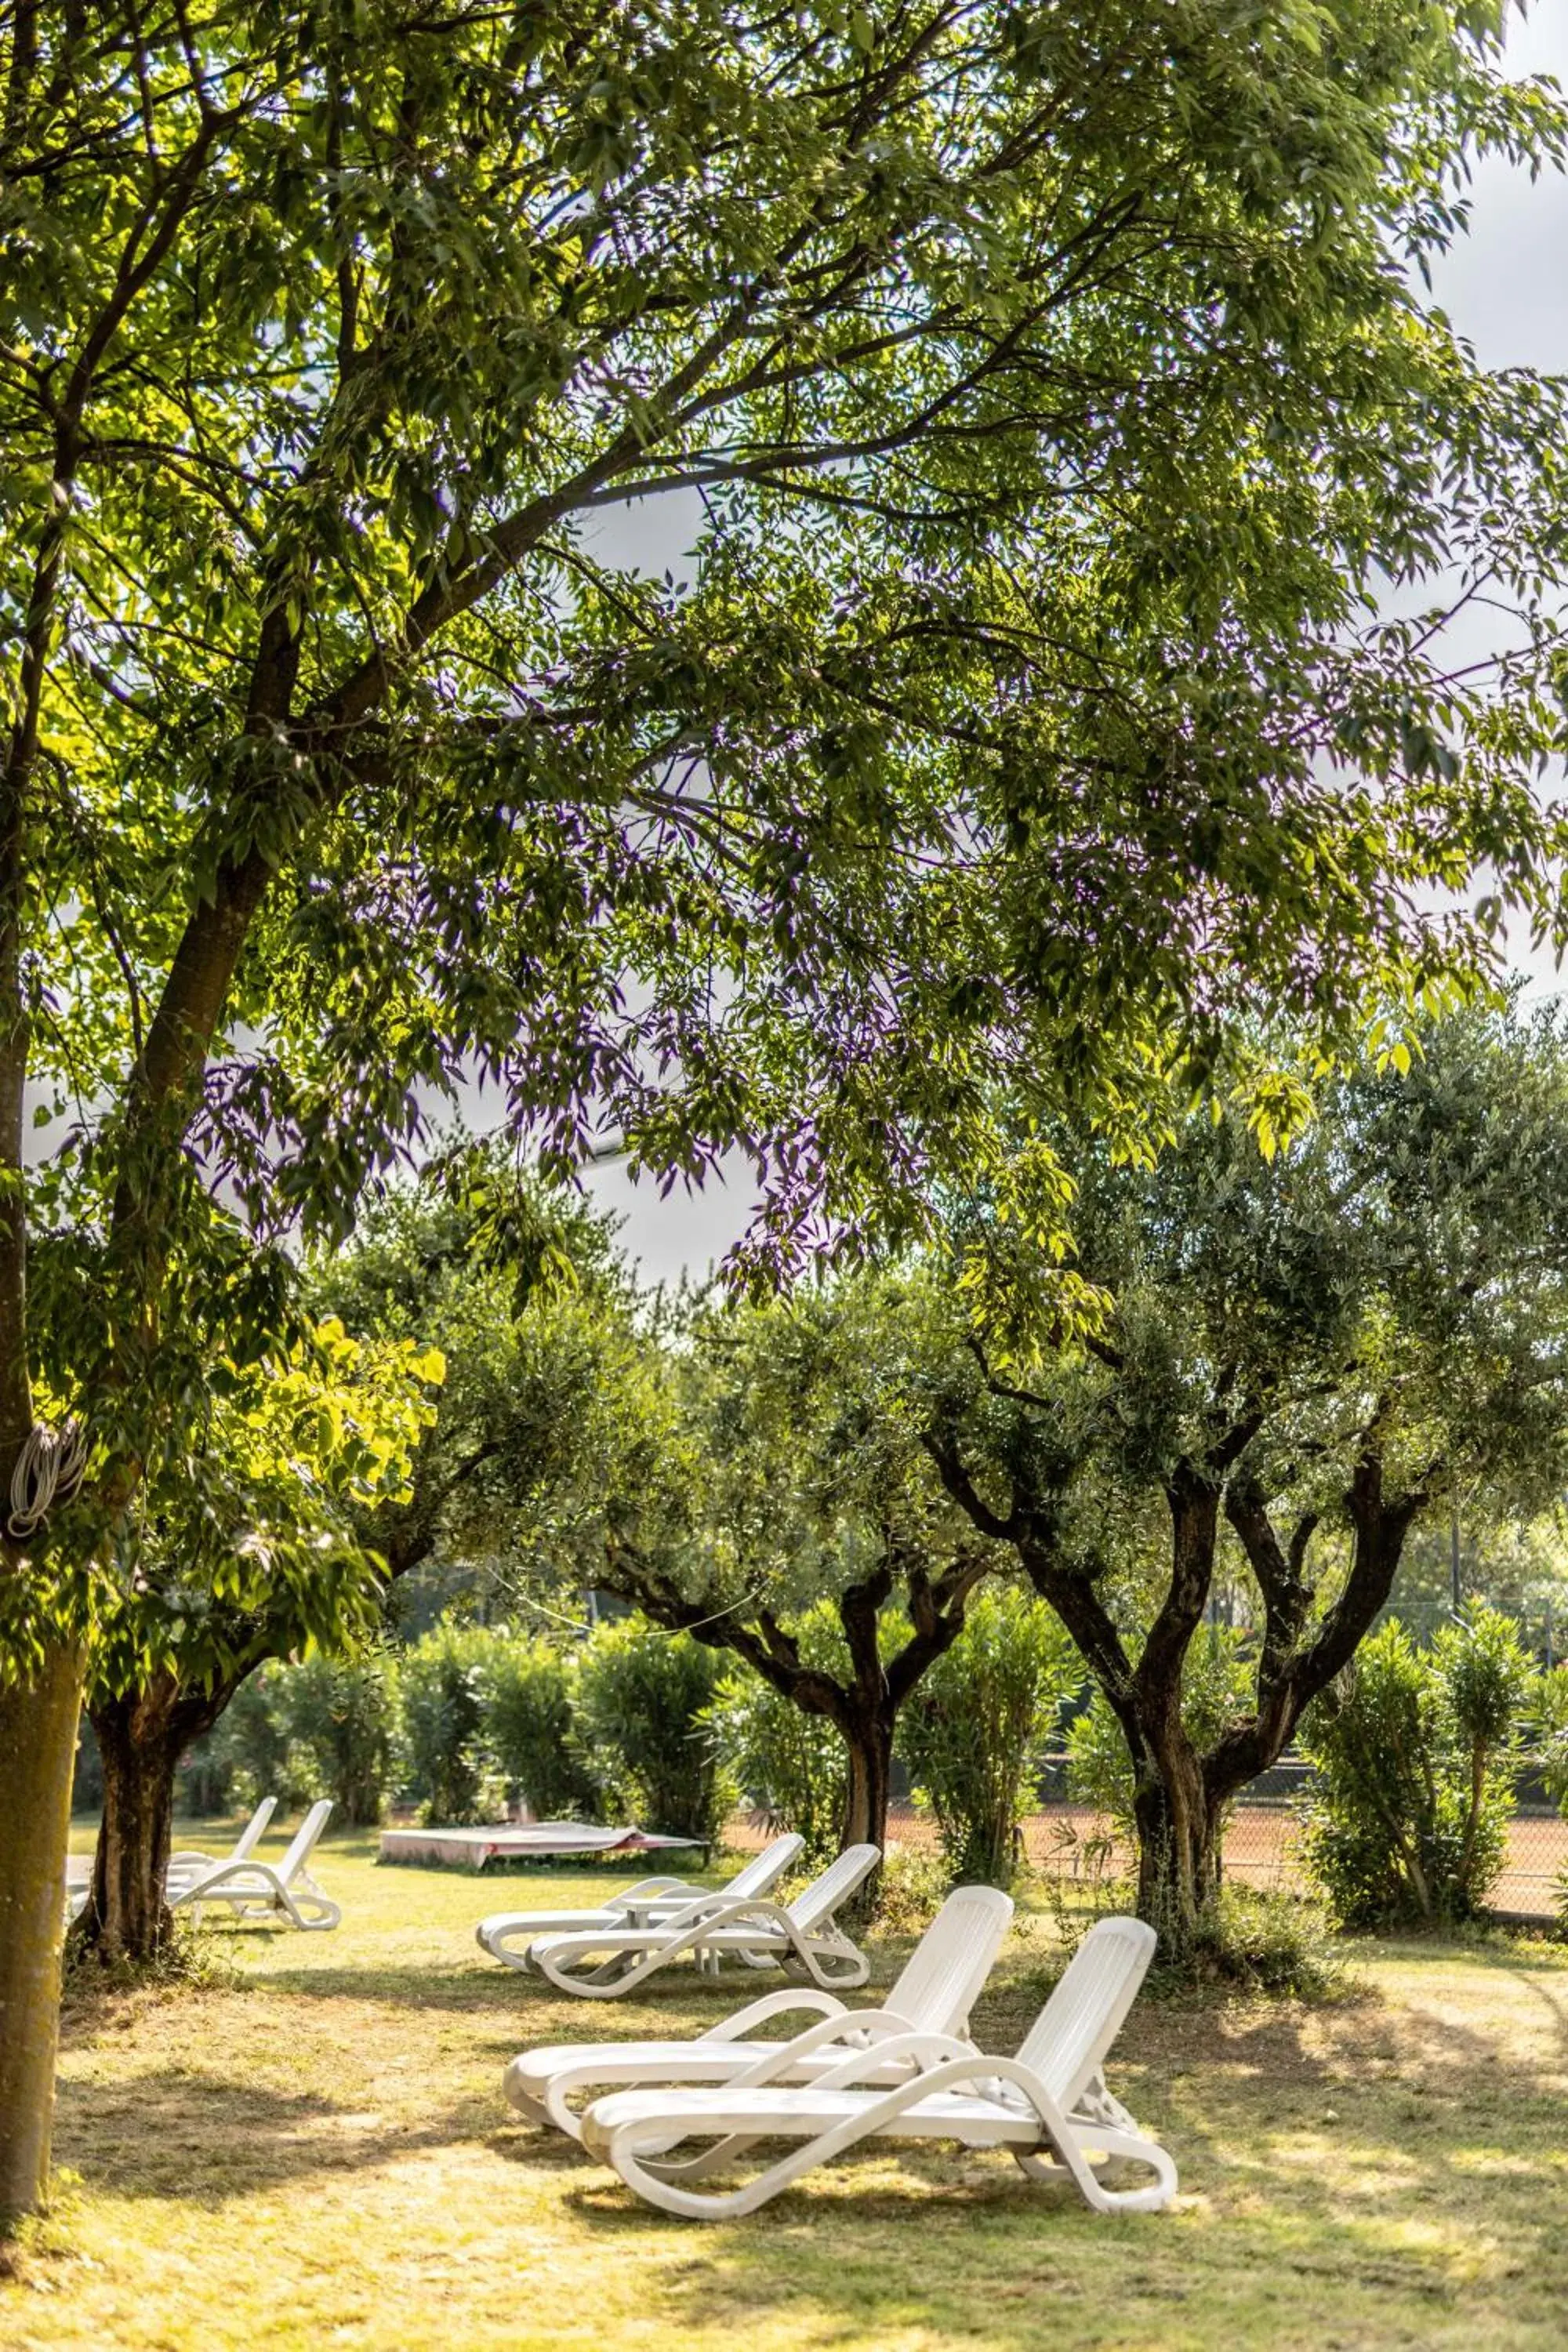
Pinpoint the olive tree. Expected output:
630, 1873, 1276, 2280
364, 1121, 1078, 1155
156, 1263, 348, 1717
597, 1276, 1007, 1858
74, 1314, 440, 1962
76, 1166, 644, 1962
927, 1006, 1568, 1950
314, 1165, 644, 1607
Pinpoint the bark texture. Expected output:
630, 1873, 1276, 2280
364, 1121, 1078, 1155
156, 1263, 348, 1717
839, 1705, 895, 1854
75, 1675, 234, 1965
0, 1643, 82, 2227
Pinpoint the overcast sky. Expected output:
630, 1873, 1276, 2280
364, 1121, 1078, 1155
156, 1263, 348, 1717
585, 2, 1568, 1281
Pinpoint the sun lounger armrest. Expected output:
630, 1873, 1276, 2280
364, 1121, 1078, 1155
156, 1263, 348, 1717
808, 2031, 973, 2091
681, 1895, 791, 1935
728, 2009, 946, 2087
612, 1876, 700, 1905
179, 1860, 284, 1900
699, 1989, 848, 2042
629, 1887, 780, 1936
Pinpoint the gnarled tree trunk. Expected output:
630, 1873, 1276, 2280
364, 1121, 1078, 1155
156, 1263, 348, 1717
839, 1704, 895, 1855
74, 1673, 235, 1966
835, 1578, 897, 1863
1121, 1472, 1230, 1944
930, 1410, 1428, 1966
607, 1543, 993, 1900
0, 1642, 83, 2228
1130, 1738, 1225, 1934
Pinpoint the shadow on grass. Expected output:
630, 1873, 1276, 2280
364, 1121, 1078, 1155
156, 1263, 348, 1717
238, 1942, 916, 2025
45, 1921, 1568, 2352
53, 2066, 510, 2207
234, 1958, 860, 2038
529, 1970, 1568, 2347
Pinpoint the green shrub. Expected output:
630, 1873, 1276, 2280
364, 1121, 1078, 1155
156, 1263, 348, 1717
281, 1648, 402, 1826
1034, 1880, 1348, 2002
1299, 1609, 1535, 1931
704, 1670, 847, 1870
1540, 1665, 1568, 1933
575, 1615, 734, 1842
899, 1587, 1081, 1888
1180, 1886, 1348, 1998
217, 1665, 322, 1811
1539, 1660, 1568, 1803
702, 1602, 850, 1867
872, 1841, 951, 1936
398, 1622, 503, 1824
482, 1633, 602, 1821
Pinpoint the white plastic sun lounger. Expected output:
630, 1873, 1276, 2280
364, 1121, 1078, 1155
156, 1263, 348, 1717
165, 1795, 278, 1887
64, 1795, 281, 1923
580, 1914, 1174, 2219
477, 1833, 804, 1969
526, 1842, 881, 1998
171, 1798, 340, 1929
504, 1883, 1014, 2138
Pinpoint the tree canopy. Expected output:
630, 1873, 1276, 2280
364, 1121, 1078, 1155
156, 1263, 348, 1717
5, 0, 1567, 1436
75, 1310, 441, 1958
75, 1161, 637, 1961
313, 1160, 641, 1602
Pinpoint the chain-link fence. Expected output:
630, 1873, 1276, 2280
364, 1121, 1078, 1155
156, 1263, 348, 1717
729, 1754, 1568, 1924
1009, 1755, 1567, 1923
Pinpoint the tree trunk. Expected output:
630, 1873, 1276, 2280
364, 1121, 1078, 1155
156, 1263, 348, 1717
1131, 1740, 1224, 1944
840, 1704, 895, 1855
78, 1696, 180, 1964
0, 1641, 82, 2228
74, 1675, 231, 1966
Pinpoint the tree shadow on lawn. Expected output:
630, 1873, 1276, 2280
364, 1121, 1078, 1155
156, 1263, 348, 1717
42, 1980, 1568, 2350
49, 1930, 1568, 2350
241, 1936, 926, 2038
525, 1980, 1568, 2347
550, 2147, 1472, 2352
238, 1956, 816, 2054
51, 2064, 523, 2208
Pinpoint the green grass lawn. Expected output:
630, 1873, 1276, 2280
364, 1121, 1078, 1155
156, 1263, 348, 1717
3, 1817, 1566, 2351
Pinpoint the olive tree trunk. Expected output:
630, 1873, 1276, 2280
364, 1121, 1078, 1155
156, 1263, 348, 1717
930, 1421, 1428, 1965
604, 1544, 993, 1907
1129, 1733, 1226, 1933
839, 1704, 895, 1854
0, 1642, 83, 2229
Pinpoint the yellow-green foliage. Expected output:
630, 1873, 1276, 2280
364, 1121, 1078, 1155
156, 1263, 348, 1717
575, 1617, 734, 1843
1300, 1611, 1536, 1930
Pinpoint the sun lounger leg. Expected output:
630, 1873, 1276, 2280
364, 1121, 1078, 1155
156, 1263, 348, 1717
1014, 2125, 1177, 2213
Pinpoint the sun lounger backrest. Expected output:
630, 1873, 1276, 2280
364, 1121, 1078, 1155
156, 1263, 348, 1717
884, 1885, 1013, 2033
786, 1843, 880, 1929
1018, 1915, 1157, 2110
230, 1795, 278, 1863
723, 1834, 804, 1903
275, 1798, 333, 1884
